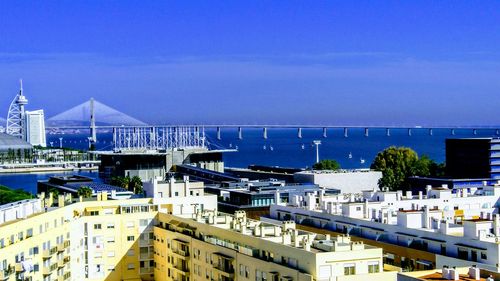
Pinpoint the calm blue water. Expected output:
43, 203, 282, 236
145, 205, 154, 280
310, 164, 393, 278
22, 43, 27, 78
45, 127, 500, 169
3, 127, 498, 193
0, 171, 100, 194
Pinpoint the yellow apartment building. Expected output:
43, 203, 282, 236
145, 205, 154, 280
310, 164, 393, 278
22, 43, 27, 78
0, 195, 396, 281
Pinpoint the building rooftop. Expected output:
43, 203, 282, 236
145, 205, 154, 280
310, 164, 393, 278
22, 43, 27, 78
0, 133, 32, 150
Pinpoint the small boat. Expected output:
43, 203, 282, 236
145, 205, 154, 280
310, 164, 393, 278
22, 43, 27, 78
270, 146, 274, 151
360, 158, 366, 164
348, 152, 352, 159
301, 144, 305, 150
235, 145, 239, 150
229, 143, 233, 148
263, 145, 267, 150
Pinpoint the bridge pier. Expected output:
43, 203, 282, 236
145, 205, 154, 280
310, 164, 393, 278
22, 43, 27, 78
364, 128, 369, 137
298, 128, 302, 139
386, 128, 390, 137
497, 129, 499, 135
217, 127, 221, 140
408, 128, 412, 136
344, 127, 348, 138
473, 129, 477, 135
238, 127, 243, 140
451, 129, 455, 135
322, 127, 327, 138
263, 127, 268, 139
429, 128, 433, 136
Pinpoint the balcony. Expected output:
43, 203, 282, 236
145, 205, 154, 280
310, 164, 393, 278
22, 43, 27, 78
0, 268, 12, 280
42, 263, 57, 275
172, 248, 190, 259
57, 241, 70, 252
173, 264, 190, 275
212, 253, 235, 278
15, 263, 24, 272
43, 247, 58, 258
57, 272, 71, 281
139, 239, 153, 247
139, 252, 154, 260
63, 256, 70, 263
140, 267, 154, 274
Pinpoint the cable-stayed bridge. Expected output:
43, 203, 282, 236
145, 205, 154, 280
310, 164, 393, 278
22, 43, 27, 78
46, 99, 146, 127
44, 99, 500, 141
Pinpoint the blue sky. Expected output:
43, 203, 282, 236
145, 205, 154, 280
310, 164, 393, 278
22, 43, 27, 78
0, 1, 499, 125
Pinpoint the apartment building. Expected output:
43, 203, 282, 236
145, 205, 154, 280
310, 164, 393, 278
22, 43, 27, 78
270, 184, 500, 272
0, 190, 396, 281
153, 210, 397, 281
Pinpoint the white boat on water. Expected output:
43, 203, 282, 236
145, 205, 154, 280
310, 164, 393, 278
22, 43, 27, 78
360, 158, 366, 164
263, 145, 267, 150
301, 144, 305, 150
270, 146, 274, 151
348, 152, 352, 159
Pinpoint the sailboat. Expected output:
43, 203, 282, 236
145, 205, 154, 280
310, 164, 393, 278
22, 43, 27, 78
348, 152, 352, 159
270, 145, 274, 151
360, 158, 366, 164
263, 145, 267, 150
301, 144, 305, 150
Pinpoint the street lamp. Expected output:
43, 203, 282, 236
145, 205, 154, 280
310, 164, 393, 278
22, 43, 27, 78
313, 140, 321, 163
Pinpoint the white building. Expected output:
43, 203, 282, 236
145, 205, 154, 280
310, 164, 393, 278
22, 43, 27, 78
24, 109, 46, 147
293, 169, 382, 193
270, 182, 500, 272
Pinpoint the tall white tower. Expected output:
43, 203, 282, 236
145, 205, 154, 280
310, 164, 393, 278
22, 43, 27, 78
6, 79, 28, 139
25, 110, 47, 147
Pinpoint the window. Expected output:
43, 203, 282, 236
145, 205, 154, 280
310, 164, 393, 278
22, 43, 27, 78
90, 211, 99, 216
481, 252, 488, 260
107, 223, 115, 229
107, 237, 115, 243
127, 250, 135, 256
368, 262, 379, 273
356, 206, 361, 211
127, 236, 135, 241
343, 264, 355, 275
126, 221, 134, 228
175, 192, 179, 196
107, 251, 115, 257
127, 263, 135, 270
26, 228, 33, 238
94, 224, 102, 230
140, 219, 148, 226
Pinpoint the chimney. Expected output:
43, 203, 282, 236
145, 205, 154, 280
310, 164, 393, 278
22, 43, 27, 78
423, 206, 430, 229
468, 265, 480, 280
405, 191, 412, 199
418, 191, 423, 200
449, 267, 459, 280
442, 266, 450, 279
274, 190, 280, 205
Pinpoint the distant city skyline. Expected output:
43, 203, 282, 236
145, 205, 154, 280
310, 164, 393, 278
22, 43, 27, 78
1, 1, 499, 126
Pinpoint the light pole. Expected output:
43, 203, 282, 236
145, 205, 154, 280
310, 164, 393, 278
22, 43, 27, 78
313, 140, 321, 163
59, 137, 63, 149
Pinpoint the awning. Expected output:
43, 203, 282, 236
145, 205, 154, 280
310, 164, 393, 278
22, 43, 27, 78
416, 260, 433, 266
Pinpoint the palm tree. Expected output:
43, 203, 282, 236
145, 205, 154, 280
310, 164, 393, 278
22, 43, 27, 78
130, 176, 144, 195
77, 186, 93, 198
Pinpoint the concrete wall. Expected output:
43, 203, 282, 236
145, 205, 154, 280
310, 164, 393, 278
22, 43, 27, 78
294, 171, 381, 193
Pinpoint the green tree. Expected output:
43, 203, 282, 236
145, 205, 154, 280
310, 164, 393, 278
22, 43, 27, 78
110, 176, 130, 189
129, 176, 144, 195
313, 159, 341, 171
370, 146, 419, 191
0, 185, 33, 204
48, 188, 59, 198
77, 186, 93, 198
